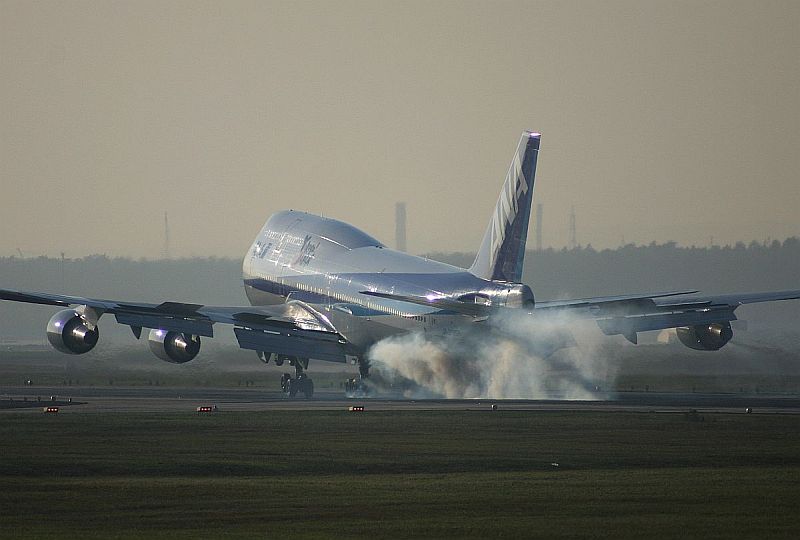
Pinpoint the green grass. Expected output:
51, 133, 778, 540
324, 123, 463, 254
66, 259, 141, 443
1, 411, 799, 538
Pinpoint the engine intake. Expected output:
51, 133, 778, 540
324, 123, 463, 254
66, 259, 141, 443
148, 329, 201, 363
46, 310, 99, 354
677, 322, 733, 351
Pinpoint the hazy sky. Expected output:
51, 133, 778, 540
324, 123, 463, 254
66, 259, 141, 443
2, 0, 798, 259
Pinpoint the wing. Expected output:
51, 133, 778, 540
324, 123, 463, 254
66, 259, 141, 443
549, 289, 800, 342
0, 288, 356, 363
360, 287, 800, 344
363, 289, 700, 318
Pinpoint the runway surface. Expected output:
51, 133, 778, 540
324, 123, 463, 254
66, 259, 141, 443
3, 385, 800, 414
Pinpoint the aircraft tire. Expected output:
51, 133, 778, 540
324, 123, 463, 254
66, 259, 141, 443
280, 373, 293, 394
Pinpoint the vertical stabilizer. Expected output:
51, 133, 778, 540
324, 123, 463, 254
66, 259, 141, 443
469, 131, 540, 282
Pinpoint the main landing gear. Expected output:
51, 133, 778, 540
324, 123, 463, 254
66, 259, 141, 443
345, 358, 370, 398
278, 356, 314, 399
256, 352, 314, 399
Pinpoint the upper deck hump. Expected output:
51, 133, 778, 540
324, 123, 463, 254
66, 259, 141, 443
248, 210, 473, 280
267, 210, 385, 250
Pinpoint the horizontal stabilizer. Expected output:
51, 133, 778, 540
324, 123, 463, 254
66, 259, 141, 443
360, 290, 492, 317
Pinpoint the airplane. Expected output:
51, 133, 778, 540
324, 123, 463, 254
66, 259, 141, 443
2, 131, 799, 398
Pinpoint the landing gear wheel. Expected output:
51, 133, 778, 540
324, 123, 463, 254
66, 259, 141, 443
344, 377, 369, 398
280, 370, 314, 399
280, 373, 293, 394
359, 359, 370, 379
344, 358, 371, 398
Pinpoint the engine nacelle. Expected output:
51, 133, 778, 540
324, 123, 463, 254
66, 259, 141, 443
676, 322, 733, 351
148, 329, 201, 363
46, 310, 99, 354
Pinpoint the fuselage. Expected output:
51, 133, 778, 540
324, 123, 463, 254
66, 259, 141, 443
242, 211, 529, 350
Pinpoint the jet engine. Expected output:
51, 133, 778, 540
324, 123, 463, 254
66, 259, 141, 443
676, 322, 733, 351
148, 329, 201, 363
46, 309, 100, 354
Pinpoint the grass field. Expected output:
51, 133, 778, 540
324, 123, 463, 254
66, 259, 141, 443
1, 410, 799, 538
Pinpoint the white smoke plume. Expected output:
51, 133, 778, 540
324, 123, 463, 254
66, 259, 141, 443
366, 310, 621, 400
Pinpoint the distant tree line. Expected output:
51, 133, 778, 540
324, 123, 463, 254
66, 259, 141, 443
429, 237, 800, 300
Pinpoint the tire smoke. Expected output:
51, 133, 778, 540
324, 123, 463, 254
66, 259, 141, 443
367, 310, 620, 399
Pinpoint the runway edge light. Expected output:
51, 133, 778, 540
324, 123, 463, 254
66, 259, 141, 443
196, 405, 218, 413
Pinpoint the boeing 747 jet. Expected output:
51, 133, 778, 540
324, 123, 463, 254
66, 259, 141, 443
2, 132, 799, 397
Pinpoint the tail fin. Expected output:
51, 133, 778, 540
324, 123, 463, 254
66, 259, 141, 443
469, 131, 540, 282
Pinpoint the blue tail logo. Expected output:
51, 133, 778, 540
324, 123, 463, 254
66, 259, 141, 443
469, 131, 540, 282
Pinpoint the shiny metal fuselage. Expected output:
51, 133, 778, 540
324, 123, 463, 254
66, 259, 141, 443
242, 211, 521, 352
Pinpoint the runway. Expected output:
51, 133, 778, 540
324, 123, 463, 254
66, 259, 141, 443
3, 385, 800, 414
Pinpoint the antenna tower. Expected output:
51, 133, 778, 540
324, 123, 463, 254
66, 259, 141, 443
569, 206, 577, 249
